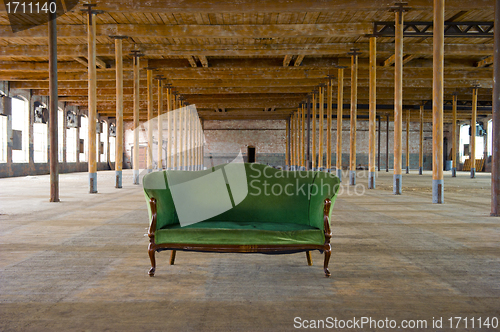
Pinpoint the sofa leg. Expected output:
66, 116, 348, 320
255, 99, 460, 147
148, 246, 156, 277
306, 251, 313, 266
323, 245, 331, 277
170, 250, 176, 265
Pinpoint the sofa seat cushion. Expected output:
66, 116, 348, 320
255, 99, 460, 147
155, 221, 324, 246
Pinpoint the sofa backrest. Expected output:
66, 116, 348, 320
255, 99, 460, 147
143, 163, 340, 230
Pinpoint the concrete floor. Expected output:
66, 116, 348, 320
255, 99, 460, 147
1, 169, 499, 331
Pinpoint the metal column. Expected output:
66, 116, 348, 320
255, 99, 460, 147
492, 0, 500, 216
49, 0, 59, 202
112, 36, 126, 188
433, 0, 445, 203
336, 68, 344, 181
368, 37, 377, 189
86, 4, 98, 193
349, 49, 360, 186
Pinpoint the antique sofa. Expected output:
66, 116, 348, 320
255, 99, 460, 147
143, 162, 340, 277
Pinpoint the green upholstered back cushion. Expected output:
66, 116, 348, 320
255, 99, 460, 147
143, 163, 340, 230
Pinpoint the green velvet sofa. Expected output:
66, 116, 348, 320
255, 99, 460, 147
143, 163, 340, 277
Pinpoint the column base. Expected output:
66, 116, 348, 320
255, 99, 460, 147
419, 167, 423, 175
406, 166, 409, 174
133, 170, 140, 185
471, 168, 475, 178
451, 167, 456, 177
368, 172, 376, 189
299, 166, 306, 171
349, 170, 356, 186
115, 170, 122, 188
393, 174, 402, 195
336, 168, 342, 182
432, 179, 444, 204
89, 172, 97, 193
147, 169, 152, 174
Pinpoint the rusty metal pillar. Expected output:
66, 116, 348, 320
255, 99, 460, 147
406, 109, 410, 174
306, 95, 311, 170
392, 2, 408, 195
318, 84, 325, 171
166, 84, 172, 170
378, 115, 381, 172
471, 86, 478, 178
130, 50, 143, 184
85, 4, 99, 193
286, 117, 290, 170
386, 113, 390, 172
49, 0, 59, 202
452, 93, 458, 177
492, 0, 500, 216
327, 77, 333, 173
419, 105, 424, 175
156, 75, 165, 170
312, 90, 317, 170
337, 68, 345, 181
433, 0, 445, 203
146, 68, 154, 173
348, 49, 360, 186
301, 103, 305, 170
369, 37, 377, 189
111, 36, 126, 188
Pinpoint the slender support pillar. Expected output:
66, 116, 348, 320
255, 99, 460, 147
471, 87, 478, 178
292, 114, 296, 170
294, 112, 299, 169
393, 9, 404, 195
180, 105, 185, 170
432, 0, 445, 203
172, 94, 177, 169
327, 79, 333, 172
132, 53, 141, 184
87, 8, 98, 193
378, 115, 381, 172
492, 0, 500, 216
368, 37, 377, 189
318, 86, 325, 170
113, 37, 125, 188
147, 69, 153, 173
306, 95, 311, 170
312, 92, 317, 171
48, 2, 59, 202
336, 68, 344, 181
452, 94, 457, 177
285, 119, 291, 170
419, 105, 424, 175
301, 103, 305, 169
386, 114, 390, 172
166, 87, 172, 170
406, 109, 410, 174
157, 77, 164, 170
349, 50, 359, 186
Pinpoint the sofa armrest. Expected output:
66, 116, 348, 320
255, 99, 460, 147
323, 198, 332, 245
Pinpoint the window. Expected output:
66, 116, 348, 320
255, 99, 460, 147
109, 136, 115, 163
79, 116, 88, 162
0, 115, 6, 163
488, 120, 492, 157
66, 127, 77, 162
459, 124, 485, 163
11, 97, 29, 163
33, 122, 48, 163
58, 109, 64, 162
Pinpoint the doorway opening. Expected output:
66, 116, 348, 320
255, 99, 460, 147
247, 146, 256, 163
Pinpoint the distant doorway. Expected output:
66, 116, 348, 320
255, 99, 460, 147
247, 146, 256, 163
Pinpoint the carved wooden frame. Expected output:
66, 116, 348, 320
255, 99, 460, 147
148, 197, 332, 277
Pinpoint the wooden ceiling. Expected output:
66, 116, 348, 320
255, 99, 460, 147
0, 0, 495, 122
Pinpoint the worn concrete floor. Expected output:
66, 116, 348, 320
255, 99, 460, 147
1, 169, 499, 331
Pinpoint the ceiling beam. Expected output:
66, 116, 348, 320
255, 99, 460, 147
0, 0, 486, 12
0, 23, 373, 39
186, 55, 197, 68
0, 43, 493, 57
294, 55, 305, 67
